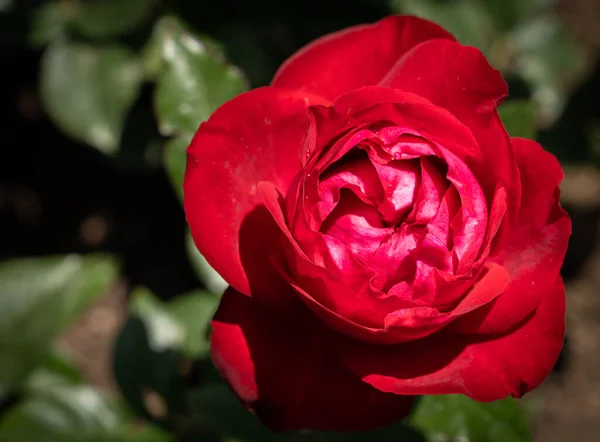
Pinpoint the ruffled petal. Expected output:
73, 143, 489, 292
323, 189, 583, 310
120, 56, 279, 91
381, 38, 520, 232
452, 139, 570, 334
341, 276, 566, 400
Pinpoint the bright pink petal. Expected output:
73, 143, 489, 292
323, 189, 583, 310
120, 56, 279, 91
211, 287, 414, 431
184, 87, 322, 303
341, 276, 566, 400
321, 191, 392, 264
315, 150, 384, 226
453, 139, 571, 334
408, 156, 449, 224
373, 159, 421, 225
272, 15, 455, 101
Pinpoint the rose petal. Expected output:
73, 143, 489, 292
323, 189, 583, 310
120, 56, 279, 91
452, 139, 571, 334
184, 87, 321, 304
373, 159, 421, 225
341, 276, 566, 400
380, 38, 520, 230
408, 156, 449, 224
315, 149, 384, 225
211, 287, 414, 431
321, 191, 392, 265
272, 15, 454, 101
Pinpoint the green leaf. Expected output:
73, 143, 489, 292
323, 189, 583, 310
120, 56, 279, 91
508, 15, 590, 125
142, 16, 225, 81
71, 0, 157, 39
40, 40, 143, 154
189, 383, 425, 442
391, 0, 498, 52
153, 18, 248, 136
0, 0, 14, 13
411, 395, 532, 442
0, 381, 173, 442
113, 288, 219, 423
113, 315, 183, 424
498, 99, 538, 139
185, 230, 228, 296
190, 383, 276, 442
0, 384, 123, 442
130, 287, 218, 358
0, 254, 118, 399
163, 134, 192, 202
166, 292, 220, 358
24, 349, 84, 392
29, 2, 70, 47
479, 0, 554, 31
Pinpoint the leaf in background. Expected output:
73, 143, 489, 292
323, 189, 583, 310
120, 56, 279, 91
0, 0, 13, 13
153, 17, 247, 136
0, 254, 118, 399
479, 0, 554, 31
40, 40, 143, 154
185, 230, 228, 296
0, 380, 173, 442
165, 292, 219, 358
163, 134, 192, 202
391, 0, 498, 53
498, 99, 538, 139
318, 425, 425, 442
113, 288, 218, 424
411, 395, 532, 442
189, 383, 426, 442
71, 0, 157, 39
142, 16, 225, 81
28, 2, 70, 47
508, 15, 591, 126
113, 316, 182, 425
0, 383, 124, 442
190, 383, 277, 442
23, 348, 84, 391
130, 287, 218, 358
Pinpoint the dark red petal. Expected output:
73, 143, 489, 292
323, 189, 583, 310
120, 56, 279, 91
184, 87, 322, 303
453, 139, 571, 334
341, 276, 566, 400
211, 287, 414, 431
271, 15, 455, 101
381, 38, 519, 225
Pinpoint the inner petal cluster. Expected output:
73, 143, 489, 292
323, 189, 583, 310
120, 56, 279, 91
300, 130, 488, 307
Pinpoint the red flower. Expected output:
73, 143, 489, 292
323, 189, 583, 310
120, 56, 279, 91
184, 16, 571, 431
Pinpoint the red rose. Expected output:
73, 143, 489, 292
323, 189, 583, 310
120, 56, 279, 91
184, 15, 571, 431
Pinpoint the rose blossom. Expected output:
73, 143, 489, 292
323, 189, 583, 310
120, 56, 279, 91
184, 15, 571, 431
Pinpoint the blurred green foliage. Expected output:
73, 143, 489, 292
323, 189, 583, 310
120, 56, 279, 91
0, 0, 592, 440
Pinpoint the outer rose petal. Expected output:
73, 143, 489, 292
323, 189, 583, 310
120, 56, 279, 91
272, 15, 455, 101
211, 287, 414, 431
453, 138, 571, 334
184, 87, 325, 304
341, 277, 566, 400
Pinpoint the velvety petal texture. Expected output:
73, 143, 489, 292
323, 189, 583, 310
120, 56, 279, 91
184, 87, 326, 306
272, 15, 455, 101
212, 287, 414, 431
184, 14, 571, 432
